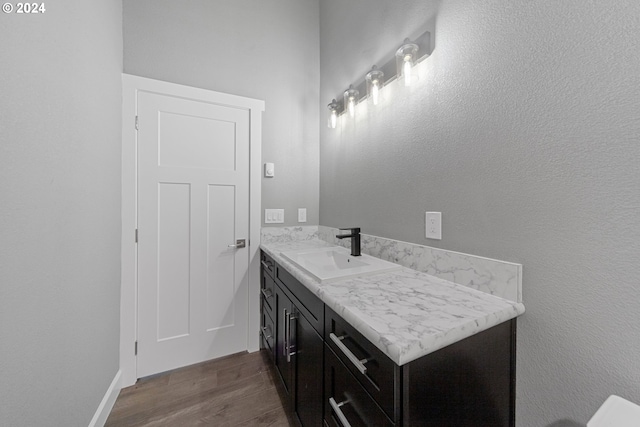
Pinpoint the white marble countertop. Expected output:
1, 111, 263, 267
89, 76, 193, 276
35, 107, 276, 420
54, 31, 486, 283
261, 238, 525, 366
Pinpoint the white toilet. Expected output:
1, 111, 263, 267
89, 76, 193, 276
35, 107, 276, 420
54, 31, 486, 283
587, 395, 640, 427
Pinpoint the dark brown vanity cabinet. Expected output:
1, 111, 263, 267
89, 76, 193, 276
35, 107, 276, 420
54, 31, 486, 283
261, 251, 516, 427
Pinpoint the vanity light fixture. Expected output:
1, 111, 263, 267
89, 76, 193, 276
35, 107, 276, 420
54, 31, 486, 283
326, 30, 430, 130
365, 65, 384, 106
327, 99, 339, 129
396, 38, 419, 87
343, 85, 359, 118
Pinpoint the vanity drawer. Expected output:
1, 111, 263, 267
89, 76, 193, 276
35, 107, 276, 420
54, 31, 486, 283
325, 306, 400, 421
325, 344, 394, 427
260, 300, 275, 358
275, 264, 324, 335
261, 251, 276, 279
261, 268, 276, 318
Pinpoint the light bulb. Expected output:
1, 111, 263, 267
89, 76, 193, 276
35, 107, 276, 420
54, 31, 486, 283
365, 66, 384, 107
396, 39, 419, 88
403, 55, 412, 86
327, 99, 339, 129
329, 110, 337, 128
343, 85, 359, 119
371, 80, 380, 105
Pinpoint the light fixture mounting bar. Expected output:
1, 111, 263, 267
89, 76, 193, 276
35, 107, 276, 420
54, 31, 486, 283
329, 30, 431, 115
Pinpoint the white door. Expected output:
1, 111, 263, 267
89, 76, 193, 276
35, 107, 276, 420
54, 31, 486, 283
136, 91, 250, 378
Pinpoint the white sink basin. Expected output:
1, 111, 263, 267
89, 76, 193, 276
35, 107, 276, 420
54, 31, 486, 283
280, 246, 401, 283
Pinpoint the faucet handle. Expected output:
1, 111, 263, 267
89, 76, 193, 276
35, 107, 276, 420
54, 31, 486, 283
339, 227, 360, 233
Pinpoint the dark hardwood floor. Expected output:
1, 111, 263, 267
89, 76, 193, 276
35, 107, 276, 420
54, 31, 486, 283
106, 350, 295, 426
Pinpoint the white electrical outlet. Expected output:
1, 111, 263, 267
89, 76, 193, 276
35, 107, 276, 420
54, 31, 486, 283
265, 209, 284, 224
298, 208, 307, 223
425, 212, 442, 240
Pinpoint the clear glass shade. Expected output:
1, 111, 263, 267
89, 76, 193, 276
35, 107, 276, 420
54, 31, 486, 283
327, 99, 338, 128
365, 66, 384, 105
343, 85, 359, 118
396, 39, 419, 87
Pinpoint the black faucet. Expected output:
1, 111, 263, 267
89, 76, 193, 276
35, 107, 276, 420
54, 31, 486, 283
336, 227, 361, 256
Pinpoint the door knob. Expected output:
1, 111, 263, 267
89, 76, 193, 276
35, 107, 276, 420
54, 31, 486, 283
228, 239, 246, 249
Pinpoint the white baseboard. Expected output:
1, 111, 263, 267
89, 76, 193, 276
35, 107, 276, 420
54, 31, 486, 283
88, 370, 122, 427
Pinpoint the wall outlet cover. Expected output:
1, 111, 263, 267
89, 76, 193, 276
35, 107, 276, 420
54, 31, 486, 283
425, 212, 442, 240
298, 208, 307, 223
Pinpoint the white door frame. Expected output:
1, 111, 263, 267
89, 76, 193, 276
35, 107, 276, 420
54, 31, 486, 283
120, 74, 264, 387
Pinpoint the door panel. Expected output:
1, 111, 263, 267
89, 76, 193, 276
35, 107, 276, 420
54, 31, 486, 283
206, 184, 236, 331
137, 91, 250, 378
158, 111, 237, 170
157, 182, 191, 341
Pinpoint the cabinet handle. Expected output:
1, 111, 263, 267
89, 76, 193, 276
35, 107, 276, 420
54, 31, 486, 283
261, 288, 273, 299
329, 333, 368, 375
261, 260, 273, 271
261, 325, 272, 339
329, 397, 352, 427
283, 309, 289, 358
286, 312, 297, 362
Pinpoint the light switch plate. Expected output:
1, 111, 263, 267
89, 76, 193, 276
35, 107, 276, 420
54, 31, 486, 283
265, 209, 284, 224
298, 208, 307, 223
425, 212, 442, 240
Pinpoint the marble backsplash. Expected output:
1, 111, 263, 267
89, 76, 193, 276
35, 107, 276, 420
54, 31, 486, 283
260, 225, 319, 244
261, 225, 522, 303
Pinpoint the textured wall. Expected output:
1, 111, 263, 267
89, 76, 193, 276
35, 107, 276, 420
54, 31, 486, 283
319, 0, 640, 425
0, 0, 123, 425
123, 0, 320, 227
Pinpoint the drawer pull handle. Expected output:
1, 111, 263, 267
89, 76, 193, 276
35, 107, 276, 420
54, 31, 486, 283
330, 333, 368, 375
261, 325, 272, 339
261, 260, 273, 271
329, 397, 352, 427
261, 288, 273, 299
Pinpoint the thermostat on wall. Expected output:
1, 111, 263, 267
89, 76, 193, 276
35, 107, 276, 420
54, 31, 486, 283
264, 163, 275, 177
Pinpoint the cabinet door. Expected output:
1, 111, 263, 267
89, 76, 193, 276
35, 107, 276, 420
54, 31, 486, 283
275, 284, 294, 397
294, 310, 324, 427
403, 319, 515, 427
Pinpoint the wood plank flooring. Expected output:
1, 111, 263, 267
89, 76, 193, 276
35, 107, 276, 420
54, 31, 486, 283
105, 350, 295, 426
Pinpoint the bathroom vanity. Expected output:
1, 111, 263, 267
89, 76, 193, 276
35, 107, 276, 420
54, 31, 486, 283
260, 237, 524, 427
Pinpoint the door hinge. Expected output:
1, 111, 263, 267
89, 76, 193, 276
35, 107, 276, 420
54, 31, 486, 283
135, 115, 139, 130
135, 341, 138, 355
135, 229, 138, 243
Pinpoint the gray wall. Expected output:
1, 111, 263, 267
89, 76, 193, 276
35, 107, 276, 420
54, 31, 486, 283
123, 0, 320, 227
0, 0, 123, 426
320, 0, 640, 426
